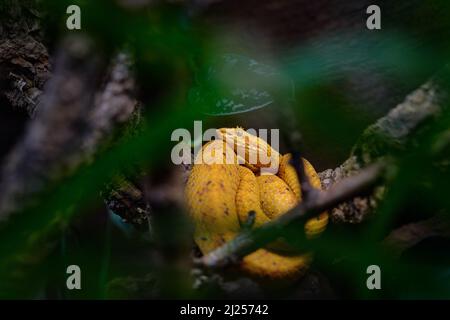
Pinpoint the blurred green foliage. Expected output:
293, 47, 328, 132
0, 0, 450, 299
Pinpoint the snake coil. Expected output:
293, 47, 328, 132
185, 129, 328, 279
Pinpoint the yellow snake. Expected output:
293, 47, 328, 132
185, 128, 328, 279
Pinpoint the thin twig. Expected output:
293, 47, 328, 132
0, 34, 107, 220
194, 162, 385, 268
277, 97, 315, 200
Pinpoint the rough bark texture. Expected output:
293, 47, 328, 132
196, 163, 384, 268
0, 34, 105, 220
0, 38, 146, 222
0, 0, 442, 233
105, 175, 151, 229
1, 0, 450, 299
0, 0, 50, 115
0, 36, 148, 297
0, 0, 150, 232
319, 82, 443, 223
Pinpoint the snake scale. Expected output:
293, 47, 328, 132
185, 128, 328, 279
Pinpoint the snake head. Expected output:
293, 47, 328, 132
217, 127, 280, 173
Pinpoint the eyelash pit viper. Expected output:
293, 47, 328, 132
185, 128, 328, 279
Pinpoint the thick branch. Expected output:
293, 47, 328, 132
319, 81, 444, 223
0, 35, 106, 220
0, 40, 146, 221
195, 78, 446, 268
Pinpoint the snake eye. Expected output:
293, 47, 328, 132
236, 129, 243, 137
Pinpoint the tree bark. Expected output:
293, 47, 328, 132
0, 0, 50, 115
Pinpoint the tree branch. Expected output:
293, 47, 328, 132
0, 34, 107, 221
194, 78, 446, 268
319, 81, 444, 223
195, 162, 384, 268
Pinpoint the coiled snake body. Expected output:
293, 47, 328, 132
185, 128, 328, 279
